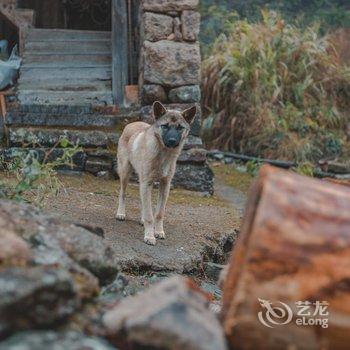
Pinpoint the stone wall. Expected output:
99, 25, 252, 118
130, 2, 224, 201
139, 0, 214, 194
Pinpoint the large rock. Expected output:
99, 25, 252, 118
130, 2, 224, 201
142, 0, 199, 12
30, 232, 99, 300
143, 40, 200, 87
181, 10, 200, 42
178, 148, 207, 164
141, 84, 168, 105
0, 331, 115, 350
0, 267, 79, 336
103, 276, 227, 350
168, 85, 201, 103
0, 200, 119, 286
173, 163, 214, 194
142, 12, 173, 42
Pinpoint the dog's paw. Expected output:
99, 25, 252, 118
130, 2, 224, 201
144, 236, 156, 246
155, 231, 165, 239
116, 214, 126, 221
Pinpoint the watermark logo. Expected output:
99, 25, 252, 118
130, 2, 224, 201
258, 299, 293, 328
258, 299, 329, 329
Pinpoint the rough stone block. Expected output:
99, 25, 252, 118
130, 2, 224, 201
0, 267, 79, 336
0, 331, 116, 350
143, 40, 200, 87
141, 84, 168, 105
178, 148, 207, 164
169, 85, 201, 103
142, 0, 199, 12
181, 10, 200, 42
173, 17, 182, 41
142, 12, 173, 42
173, 163, 214, 194
103, 276, 227, 350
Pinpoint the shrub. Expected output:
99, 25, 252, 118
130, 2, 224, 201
202, 11, 350, 163
0, 139, 82, 206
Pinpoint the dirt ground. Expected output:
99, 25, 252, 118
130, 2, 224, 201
43, 166, 250, 274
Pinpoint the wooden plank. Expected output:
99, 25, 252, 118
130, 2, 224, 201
112, 0, 128, 105
26, 29, 111, 41
25, 41, 111, 54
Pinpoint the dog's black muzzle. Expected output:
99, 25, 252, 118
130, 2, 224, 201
163, 127, 181, 149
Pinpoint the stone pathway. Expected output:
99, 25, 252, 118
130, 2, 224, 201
44, 173, 241, 274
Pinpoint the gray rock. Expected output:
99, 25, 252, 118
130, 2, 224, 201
181, 10, 200, 42
178, 148, 207, 164
173, 17, 182, 41
86, 159, 113, 175
30, 232, 100, 300
142, 12, 173, 42
141, 84, 167, 105
143, 40, 200, 87
204, 262, 226, 281
169, 85, 201, 103
142, 0, 199, 12
173, 163, 214, 194
0, 331, 115, 350
183, 135, 203, 150
0, 200, 119, 285
0, 267, 79, 336
103, 276, 227, 350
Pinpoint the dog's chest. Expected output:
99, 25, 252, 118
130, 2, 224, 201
150, 153, 176, 179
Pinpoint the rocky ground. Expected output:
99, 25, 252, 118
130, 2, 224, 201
0, 162, 254, 349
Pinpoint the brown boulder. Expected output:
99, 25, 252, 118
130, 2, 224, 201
142, 12, 173, 42
181, 10, 200, 42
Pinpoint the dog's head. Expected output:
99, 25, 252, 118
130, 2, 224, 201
152, 101, 197, 149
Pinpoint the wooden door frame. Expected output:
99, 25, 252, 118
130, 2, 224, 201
112, 0, 128, 105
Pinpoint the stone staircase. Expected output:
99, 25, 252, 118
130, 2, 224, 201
5, 28, 135, 176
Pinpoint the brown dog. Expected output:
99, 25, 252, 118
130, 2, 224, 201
116, 101, 197, 245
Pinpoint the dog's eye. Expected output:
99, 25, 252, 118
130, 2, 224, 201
177, 125, 184, 131
161, 124, 169, 130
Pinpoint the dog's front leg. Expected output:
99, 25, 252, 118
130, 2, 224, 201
140, 181, 156, 245
154, 177, 171, 239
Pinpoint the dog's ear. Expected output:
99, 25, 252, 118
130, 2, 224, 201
152, 101, 167, 120
182, 105, 197, 125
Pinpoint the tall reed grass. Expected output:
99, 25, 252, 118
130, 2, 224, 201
202, 11, 350, 162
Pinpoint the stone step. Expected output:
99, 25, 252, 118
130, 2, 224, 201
17, 91, 114, 107
18, 78, 112, 93
6, 111, 137, 127
24, 40, 111, 54
26, 29, 111, 42
19, 67, 112, 81
8, 127, 119, 149
22, 53, 112, 68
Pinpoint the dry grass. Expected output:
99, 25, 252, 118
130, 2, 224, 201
202, 11, 350, 163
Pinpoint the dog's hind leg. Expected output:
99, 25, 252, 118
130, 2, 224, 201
154, 177, 171, 239
116, 158, 131, 221
140, 180, 156, 245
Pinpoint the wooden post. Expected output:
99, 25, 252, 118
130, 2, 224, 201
222, 165, 350, 350
112, 0, 128, 106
